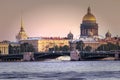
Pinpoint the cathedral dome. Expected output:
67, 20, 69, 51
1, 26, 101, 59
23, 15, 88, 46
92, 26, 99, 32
83, 7, 96, 22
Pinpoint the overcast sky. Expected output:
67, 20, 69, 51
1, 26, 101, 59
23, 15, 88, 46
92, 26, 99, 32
0, 0, 120, 41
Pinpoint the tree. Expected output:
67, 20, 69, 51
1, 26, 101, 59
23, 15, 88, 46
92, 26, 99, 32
76, 41, 85, 51
0, 50, 1, 54
49, 48, 54, 52
97, 44, 109, 51
97, 42, 120, 51
54, 45, 59, 51
9, 44, 13, 54
84, 46, 92, 52
61, 45, 69, 51
48, 45, 70, 52
9, 44, 20, 54
20, 43, 35, 53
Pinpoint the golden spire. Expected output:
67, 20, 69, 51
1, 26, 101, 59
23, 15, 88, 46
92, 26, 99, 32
20, 16, 25, 32
21, 16, 23, 28
87, 6, 91, 14
107, 30, 110, 34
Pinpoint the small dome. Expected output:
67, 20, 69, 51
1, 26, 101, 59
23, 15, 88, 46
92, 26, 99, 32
105, 30, 111, 38
83, 7, 96, 22
67, 31, 73, 39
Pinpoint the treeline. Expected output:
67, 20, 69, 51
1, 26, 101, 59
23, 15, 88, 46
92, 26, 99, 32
8, 41, 120, 54
49, 45, 69, 52
9, 43, 35, 54
96, 42, 120, 51
75, 41, 120, 51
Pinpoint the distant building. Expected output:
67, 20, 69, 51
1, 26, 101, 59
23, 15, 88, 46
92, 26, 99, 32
20, 37, 69, 52
80, 37, 100, 51
0, 41, 9, 55
67, 31, 73, 39
99, 36, 120, 45
105, 30, 112, 39
0, 41, 20, 55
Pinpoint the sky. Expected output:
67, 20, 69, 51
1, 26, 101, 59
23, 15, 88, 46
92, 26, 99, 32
0, 0, 120, 41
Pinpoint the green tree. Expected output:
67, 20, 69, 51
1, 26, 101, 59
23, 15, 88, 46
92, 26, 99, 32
97, 42, 120, 51
97, 44, 109, 51
76, 41, 85, 51
49, 45, 69, 52
61, 45, 69, 51
84, 46, 92, 52
49, 48, 54, 52
54, 45, 59, 51
20, 43, 35, 52
9, 44, 13, 54
107, 42, 118, 50
59, 46, 63, 51
9, 44, 20, 54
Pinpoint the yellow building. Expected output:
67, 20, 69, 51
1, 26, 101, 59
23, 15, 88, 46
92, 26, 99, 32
0, 41, 9, 55
20, 37, 69, 52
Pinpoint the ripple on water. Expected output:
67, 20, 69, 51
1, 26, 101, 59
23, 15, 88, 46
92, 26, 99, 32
0, 71, 120, 80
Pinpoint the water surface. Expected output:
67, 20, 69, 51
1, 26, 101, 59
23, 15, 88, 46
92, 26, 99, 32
0, 61, 120, 80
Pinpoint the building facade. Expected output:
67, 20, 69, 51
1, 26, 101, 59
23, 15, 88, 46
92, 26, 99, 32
0, 41, 9, 55
20, 37, 69, 52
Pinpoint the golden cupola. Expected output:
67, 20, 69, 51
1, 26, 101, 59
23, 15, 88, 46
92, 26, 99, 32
83, 7, 96, 22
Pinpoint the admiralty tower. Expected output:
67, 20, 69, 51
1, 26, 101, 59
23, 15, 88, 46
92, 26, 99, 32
80, 7, 98, 38
16, 18, 28, 41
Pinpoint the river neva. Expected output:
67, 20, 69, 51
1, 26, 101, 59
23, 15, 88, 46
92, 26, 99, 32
0, 61, 120, 80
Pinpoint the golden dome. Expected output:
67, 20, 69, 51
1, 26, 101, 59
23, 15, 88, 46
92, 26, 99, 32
83, 7, 96, 22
